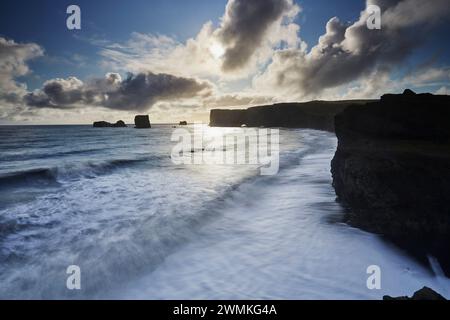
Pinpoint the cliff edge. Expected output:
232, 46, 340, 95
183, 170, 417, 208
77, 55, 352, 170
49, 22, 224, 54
331, 90, 450, 275
210, 100, 372, 132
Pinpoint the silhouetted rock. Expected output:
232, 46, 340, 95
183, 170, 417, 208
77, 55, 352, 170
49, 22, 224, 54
383, 287, 446, 300
331, 91, 450, 275
210, 100, 372, 132
179, 121, 188, 126
113, 120, 127, 127
93, 120, 127, 128
403, 88, 416, 96
134, 115, 151, 129
93, 121, 112, 128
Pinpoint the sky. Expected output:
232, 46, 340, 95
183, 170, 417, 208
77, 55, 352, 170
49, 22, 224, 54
0, 0, 449, 124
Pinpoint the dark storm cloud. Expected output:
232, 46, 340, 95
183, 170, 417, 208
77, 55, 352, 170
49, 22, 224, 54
217, 0, 297, 72
255, 0, 450, 98
25, 72, 213, 111
103, 72, 212, 110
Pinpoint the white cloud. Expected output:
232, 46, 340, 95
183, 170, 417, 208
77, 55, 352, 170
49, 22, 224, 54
252, 0, 450, 101
403, 67, 450, 87
435, 86, 450, 95
99, 0, 302, 81
0, 37, 43, 100
0, 37, 43, 121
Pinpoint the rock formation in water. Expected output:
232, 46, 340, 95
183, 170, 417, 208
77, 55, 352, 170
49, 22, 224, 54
114, 120, 127, 127
210, 100, 372, 132
383, 287, 446, 300
331, 90, 450, 275
179, 121, 188, 126
93, 121, 111, 128
93, 120, 127, 128
134, 115, 151, 129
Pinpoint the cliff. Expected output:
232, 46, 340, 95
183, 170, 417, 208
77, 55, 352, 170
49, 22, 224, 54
210, 100, 372, 132
331, 90, 450, 275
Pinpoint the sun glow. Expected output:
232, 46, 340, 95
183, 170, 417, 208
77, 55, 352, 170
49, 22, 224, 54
209, 42, 225, 59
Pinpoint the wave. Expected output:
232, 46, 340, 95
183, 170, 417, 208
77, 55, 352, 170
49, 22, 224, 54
0, 156, 163, 190
0, 129, 339, 298
0, 146, 111, 162
0, 168, 59, 189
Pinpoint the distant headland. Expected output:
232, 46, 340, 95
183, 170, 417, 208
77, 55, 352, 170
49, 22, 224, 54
209, 100, 374, 132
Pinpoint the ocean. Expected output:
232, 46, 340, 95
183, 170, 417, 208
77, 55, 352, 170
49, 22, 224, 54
0, 124, 448, 299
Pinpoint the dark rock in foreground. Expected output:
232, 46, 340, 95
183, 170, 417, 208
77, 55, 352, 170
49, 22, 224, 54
383, 287, 446, 300
93, 120, 127, 128
331, 90, 450, 275
210, 100, 373, 132
134, 115, 151, 129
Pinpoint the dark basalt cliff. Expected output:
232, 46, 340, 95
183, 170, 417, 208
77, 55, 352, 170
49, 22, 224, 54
331, 90, 450, 275
210, 100, 372, 132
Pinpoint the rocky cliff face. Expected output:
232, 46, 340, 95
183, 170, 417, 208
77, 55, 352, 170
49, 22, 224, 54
210, 101, 372, 131
331, 90, 450, 275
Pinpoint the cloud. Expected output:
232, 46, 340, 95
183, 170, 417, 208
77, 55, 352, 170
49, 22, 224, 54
203, 93, 274, 108
2, 0, 301, 122
253, 0, 450, 100
216, 0, 300, 72
2, 0, 450, 124
0, 37, 44, 121
402, 67, 450, 87
99, 27, 226, 78
435, 86, 450, 95
25, 72, 213, 111
0, 37, 43, 103
99, 0, 301, 79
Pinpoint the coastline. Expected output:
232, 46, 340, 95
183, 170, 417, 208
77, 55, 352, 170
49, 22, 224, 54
209, 90, 450, 280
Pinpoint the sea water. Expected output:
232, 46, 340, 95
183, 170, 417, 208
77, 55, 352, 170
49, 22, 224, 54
0, 125, 448, 299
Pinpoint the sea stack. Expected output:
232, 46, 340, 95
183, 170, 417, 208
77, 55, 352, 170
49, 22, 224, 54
134, 115, 151, 129
113, 120, 127, 127
93, 121, 112, 128
93, 120, 127, 128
